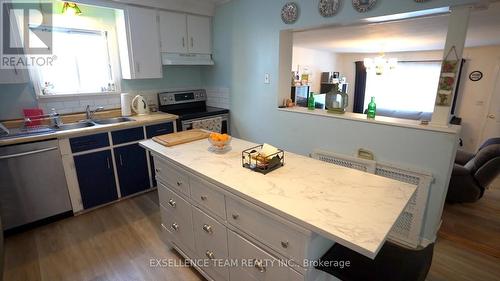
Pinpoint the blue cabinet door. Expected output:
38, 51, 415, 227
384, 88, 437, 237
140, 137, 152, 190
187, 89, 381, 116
114, 144, 150, 197
74, 150, 118, 209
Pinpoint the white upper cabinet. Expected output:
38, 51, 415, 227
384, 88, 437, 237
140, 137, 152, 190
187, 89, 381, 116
159, 11, 187, 53
159, 12, 211, 55
116, 6, 162, 79
187, 15, 211, 54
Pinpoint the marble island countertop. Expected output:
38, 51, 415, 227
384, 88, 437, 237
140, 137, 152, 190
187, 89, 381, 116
140, 137, 417, 259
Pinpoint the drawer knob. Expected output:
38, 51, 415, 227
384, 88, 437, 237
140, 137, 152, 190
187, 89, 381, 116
168, 199, 176, 208
176, 181, 182, 186
171, 223, 179, 231
281, 241, 289, 249
202, 224, 213, 234
253, 259, 266, 273
232, 213, 239, 220
206, 250, 215, 260
200, 195, 208, 201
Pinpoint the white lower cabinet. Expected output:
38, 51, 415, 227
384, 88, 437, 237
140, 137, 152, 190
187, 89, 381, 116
154, 160, 315, 281
227, 230, 303, 281
160, 203, 195, 252
193, 207, 230, 280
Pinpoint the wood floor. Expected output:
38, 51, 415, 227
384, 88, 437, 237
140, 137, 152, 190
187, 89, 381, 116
438, 188, 500, 259
4, 189, 500, 281
3, 191, 204, 281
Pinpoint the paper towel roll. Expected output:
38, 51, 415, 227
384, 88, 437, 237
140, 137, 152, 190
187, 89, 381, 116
121, 93, 132, 116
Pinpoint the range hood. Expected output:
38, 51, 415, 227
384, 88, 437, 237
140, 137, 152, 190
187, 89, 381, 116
161, 53, 214, 65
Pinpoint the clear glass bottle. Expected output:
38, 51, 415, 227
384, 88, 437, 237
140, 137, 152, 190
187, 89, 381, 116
308, 92, 315, 110
367, 96, 376, 119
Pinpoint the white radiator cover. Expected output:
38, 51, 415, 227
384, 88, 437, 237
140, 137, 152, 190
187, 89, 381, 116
311, 149, 433, 248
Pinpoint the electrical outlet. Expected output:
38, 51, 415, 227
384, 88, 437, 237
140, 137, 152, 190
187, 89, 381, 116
264, 73, 270, 84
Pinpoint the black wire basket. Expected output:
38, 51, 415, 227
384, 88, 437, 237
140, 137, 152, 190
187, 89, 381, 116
242, 145, 285, 174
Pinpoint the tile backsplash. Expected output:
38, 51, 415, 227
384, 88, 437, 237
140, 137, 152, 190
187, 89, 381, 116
206, 87, 230, 109
38, 94, 121, 115
37, 87, 230, 115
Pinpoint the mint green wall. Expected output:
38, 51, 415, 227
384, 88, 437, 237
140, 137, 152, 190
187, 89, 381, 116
0, 84, 38, 120
205, 0, 478, 245
121, 66, 205, 91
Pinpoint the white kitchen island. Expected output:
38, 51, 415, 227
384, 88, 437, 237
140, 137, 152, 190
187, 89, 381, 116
140, 137, 416, 281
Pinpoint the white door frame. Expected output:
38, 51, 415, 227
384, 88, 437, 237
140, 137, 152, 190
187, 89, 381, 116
478, 58, 500, 149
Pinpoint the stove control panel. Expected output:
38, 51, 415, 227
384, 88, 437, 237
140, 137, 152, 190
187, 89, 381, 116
158, 89, 206, 106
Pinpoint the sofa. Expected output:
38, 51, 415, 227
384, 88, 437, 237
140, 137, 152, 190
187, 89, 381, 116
446, 138, 500, 203
363, 108, 432, 121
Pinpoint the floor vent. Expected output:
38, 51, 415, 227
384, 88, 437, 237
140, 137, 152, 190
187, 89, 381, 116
311, 149, 433, 248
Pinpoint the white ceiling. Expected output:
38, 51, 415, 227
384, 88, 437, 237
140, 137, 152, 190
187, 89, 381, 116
196, 0, 231, 5
293, 2, 500, 53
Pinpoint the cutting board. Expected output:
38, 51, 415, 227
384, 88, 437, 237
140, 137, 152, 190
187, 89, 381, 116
152, 129, 210, 147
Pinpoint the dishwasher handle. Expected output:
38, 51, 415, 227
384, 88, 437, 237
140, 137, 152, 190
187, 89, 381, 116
0, 147, 58, 160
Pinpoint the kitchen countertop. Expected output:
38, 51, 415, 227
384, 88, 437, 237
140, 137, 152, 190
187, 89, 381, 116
0, 112, 178, 146
278, 107, 461, 134
140, 137, 417, 259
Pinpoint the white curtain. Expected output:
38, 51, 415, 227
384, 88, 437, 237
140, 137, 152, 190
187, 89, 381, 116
364, 61, 441, 112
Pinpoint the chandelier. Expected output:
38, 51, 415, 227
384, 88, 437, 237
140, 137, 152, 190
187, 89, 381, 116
364, 53, 398, 75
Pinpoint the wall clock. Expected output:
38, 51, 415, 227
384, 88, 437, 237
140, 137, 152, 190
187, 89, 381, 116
281, 2, 299, 24
469, 71, 483, 82
319, 0, 341, 17
352, 0, 377, 13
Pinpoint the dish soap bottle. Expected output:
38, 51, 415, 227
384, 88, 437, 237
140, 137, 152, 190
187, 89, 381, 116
308, 92, 315, 110
367, 97, 376, 119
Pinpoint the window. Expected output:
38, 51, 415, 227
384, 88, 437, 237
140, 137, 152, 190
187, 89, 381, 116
32, 26, 116, 95
364, 61, 441, 113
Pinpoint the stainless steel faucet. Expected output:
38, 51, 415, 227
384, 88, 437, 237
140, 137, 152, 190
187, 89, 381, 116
85, 105, 104, 120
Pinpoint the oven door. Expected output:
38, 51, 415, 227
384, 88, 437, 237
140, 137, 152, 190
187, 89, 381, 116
181, 114, 229, 134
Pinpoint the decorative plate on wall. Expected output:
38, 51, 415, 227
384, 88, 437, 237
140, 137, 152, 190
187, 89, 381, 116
281, 2, 299, 24
352, 0, 377, 13
414, 0, 430, 2
319, 0, 341, 17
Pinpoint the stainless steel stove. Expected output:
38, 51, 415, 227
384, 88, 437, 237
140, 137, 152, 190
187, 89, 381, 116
158, 89, 229, 133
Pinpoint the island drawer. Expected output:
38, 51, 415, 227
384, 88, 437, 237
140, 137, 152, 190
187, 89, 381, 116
228, 230, 303, 281
154, 158, 190, 196
160, 205, 195, 251
192, 207, 229, 279
226, 197, 308, 263
158, 182, 191, 220
191, 176, 226, 219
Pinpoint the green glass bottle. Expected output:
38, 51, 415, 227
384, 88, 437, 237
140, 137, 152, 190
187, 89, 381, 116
308, 92, 315, 110
367, 96, 376, 119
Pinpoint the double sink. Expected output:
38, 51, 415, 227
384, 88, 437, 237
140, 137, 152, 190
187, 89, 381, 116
0, 117, 136, 140
56, 117, 135, 130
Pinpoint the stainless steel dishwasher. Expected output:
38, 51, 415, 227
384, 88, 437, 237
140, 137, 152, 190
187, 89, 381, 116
0, 139, 72, 232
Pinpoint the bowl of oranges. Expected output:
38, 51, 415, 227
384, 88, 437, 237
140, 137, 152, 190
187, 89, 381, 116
208, 132, 232, 152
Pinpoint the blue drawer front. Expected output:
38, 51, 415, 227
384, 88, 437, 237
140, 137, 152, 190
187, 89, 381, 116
146, 122, 174, 138
70, 133, 109, 153
111, 127, 144, 145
